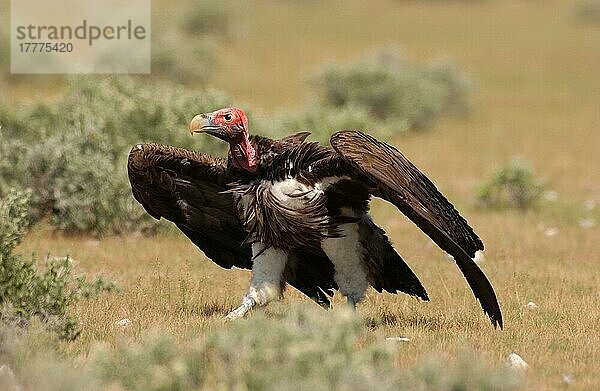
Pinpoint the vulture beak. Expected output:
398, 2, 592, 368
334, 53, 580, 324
189, 113, 230, 141
189, 113, 211, 136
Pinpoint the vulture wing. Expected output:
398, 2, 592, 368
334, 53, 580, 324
328, 131, 502, 328
128, 143, 252, 269
127, 143, 337, 306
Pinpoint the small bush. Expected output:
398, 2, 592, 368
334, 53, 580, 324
0, 127, 136, 232
1, 0, 232, 93
574, 0, 600, 24
256, 104, 405, 144
0, 305, 521, 390
0, 190, 30, 256
150, 0, 238, 86
477, 159, 546, 210
0, 3, 9, 82
0, 77, 231, 234
310, 47, 472, 131
0, 189, 116, 340
180, 1, 233, 38
264, 48, 472, 143
53, 77, 231, 153
151, 32, 217, 86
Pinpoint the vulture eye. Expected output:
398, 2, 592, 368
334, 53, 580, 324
223, 113, 233, 121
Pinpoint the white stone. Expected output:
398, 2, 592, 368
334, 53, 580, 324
524, 302, 538, 310
544, 227, 559, 237
584, 199, 596, 210
473, 250, 486, 264
0, 364, 19, 390
386, 337, 410, 342
115, 318, 132, 327
579, 218, 596, 229
562, 374, 573, 384
543, 190, 558, 201
0, 364, 15, 379
506, 353, 529, 370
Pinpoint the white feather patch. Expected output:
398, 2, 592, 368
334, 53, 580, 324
246, 243, 287, 306
322, 216, 369, 302
268, 176, 347, 210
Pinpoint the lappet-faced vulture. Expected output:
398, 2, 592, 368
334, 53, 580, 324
128, 107, 502, 328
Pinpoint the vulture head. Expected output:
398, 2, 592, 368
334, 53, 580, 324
190, 107, 257, 172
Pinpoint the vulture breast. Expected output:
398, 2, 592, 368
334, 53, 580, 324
235, 177, 349, 251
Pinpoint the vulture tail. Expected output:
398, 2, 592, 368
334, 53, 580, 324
358, 217, 429, 301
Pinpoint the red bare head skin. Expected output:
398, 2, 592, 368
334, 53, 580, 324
189, 107, 257, 173
211, 107, 249, 133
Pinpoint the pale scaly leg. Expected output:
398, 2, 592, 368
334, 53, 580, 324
225, 243, 287, 321
225, 296, 256, 321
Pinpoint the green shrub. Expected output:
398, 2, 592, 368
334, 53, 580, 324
310, 47, 472, 131
180, 1, 233, 38
199, 307, 394, 390
1, 0, 231, 92
0, 127, 133, 232
2, 305, 521, 390
55, 77, 230, 153
150, 0, 238, 86
574, 0, 600, 24
0, 190, 31, 256
0, 77, 231, 234
256, 104, 405, 144
151, 34, 217, 86
0, 189, 116, 340
263, 48, 472, 142
0, 2, 8, 82
477, 159, 546, 210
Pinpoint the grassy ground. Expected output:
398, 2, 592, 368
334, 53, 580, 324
9, 0, 600, 389
19, 207, 600, 388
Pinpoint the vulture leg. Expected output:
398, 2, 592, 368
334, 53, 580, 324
347, 296, 357, 311
225, 243, 287, 320
225, 296, 256, 321
321, 219, 369, 308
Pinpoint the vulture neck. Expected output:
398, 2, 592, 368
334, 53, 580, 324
230, 135, 257, 173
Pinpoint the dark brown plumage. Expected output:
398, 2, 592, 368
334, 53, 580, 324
128, 142, 338, 306
128, 107, 502, 328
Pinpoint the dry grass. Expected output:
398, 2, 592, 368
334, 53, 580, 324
8, 0, 600, 389
18, 207, 600, 388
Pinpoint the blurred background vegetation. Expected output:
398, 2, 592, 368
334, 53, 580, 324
1, 0, 598, 235
0, 0, 487, 234
0, 1, 598, 234
0, 0, 599, 389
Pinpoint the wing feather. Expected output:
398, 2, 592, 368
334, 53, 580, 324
128, 143, 252, 269
358, 217, 428, 301
327, 131, 502, 328
128, 143, 338, 307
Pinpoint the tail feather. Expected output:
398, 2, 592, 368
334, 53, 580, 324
358, 217, 429, 301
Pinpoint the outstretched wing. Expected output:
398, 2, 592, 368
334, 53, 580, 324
128, 143, 338, 306
358, 216, 429, 301
128, 143, 252, 269
323, 131, 502, 328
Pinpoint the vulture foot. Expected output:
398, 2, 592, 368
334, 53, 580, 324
225, 297, 256, 321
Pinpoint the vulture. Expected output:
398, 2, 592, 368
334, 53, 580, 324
128, 107, 502, 328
